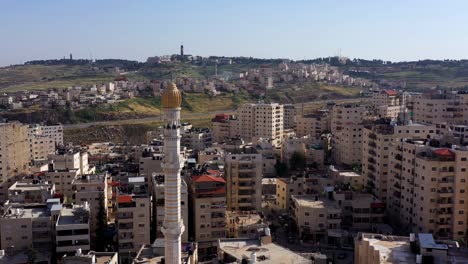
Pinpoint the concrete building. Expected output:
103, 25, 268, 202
189, 173, 227, 260
412, 91, 468, 125
45, 169, 80, 200
275, 175, 333, 211
0, 122, 30, 202
330, 103, 368, 134
48, 150, 92, 176
116, 177, 151, 254
56, 204, 91, 254
72, 173, 108, 242
371, 89, 399, 108
211, 114, 239, 143
0, 203, 58, 252
225, 151, 263, 211
291, 195, 342, 239
218, 236, 312, 264
153, 175, 189, 242
28, 124, 63, 161
62, 251, 118, 264
236, 103, 284, 146
355, 232, 468, 264
388, 139, 468, 240
181, 128, 213, 152
8, 181, 55, 203
362, 121, 436, 202
226, 211, 268, 239
295, 110, 330, 139
332, 123, 363, 166
283, 104, 296, 129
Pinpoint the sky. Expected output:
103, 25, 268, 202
1, 0, 468, 66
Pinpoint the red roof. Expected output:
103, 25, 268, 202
193, 174, 226, 183
434, 148, 455, 157
211, 114, 229, 122
383, 90, 398, 96
114, 76, 128, 82
118, 195, 132, 203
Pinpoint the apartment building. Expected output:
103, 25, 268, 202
276, 175, 333, 211
48, 150, 92, 175
283, 104, 296, 129
363, 120, 436, 202
371, 89, 399, 108
332, 123, 363, 166
0, 203, 58, 252
412, 91, 468, 125
197, 147, 225, 165
181, 128, 213, 151
116, 177, 151, 253
333, 191, 385, 231
28, 124, 63, 161
8, 181, 55, 203
189, 173, 226, 259
295, 110, 330, 139
56, 204, 91, 254
152, 175, 188, 242
291, 195, 342, 239
236, 103, 284, 146
62, 251, 118, 264
226, 211, 268, 238
388, 138, 468, 240
0, 122, 30, 202
45, 169, 80, 199
436, 123, 468, 145
211, 114, 239, 143
225, 151, 263, 211
355, 233, 468, 264
330, 103, 368, 133
72, 173, 108, 242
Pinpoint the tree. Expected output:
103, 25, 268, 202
95, 192, 107, 251
290, 151, 306, 170
274, 161, 288, 177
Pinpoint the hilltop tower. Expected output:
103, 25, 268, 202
161, 82, 184, 264
180, 44, 184, 57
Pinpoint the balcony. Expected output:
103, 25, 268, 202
368, 164, 376, 172
368, 142, 377, 148
368, 157, 376, 164
394, 163, 402, 170
395, 154, 402, 161
369, 133, 377, 140
368, 149, 377, 156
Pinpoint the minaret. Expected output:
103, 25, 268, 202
161, 82, 184, 264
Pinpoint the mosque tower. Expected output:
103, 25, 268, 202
161, 82, 184, 264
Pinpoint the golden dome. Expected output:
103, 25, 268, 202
161, 82, 182, 109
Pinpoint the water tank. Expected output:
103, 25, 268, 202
410, 233, 415, 242
265, 227, 271, 236
416, 254, 422, 264
0, 250, 5, 257
250, 252, 257, 264
76, 248, 82, 256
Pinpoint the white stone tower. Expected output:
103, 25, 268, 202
161, 82, 184, 264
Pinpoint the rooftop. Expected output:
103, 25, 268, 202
219, 238, 311, 264
292, 195, 341, 210
57, 206, 89, 225
2, 205, 50, 219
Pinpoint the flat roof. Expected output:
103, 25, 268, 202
57, 207, 89, 225
360, 234, 415, 263
292, 195, 340, 210
2, 206, 49, 219
219, 238, 311, 264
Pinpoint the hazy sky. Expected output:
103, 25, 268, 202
1, 0, 468, 66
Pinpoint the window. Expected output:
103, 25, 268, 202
138, 224, 145, 227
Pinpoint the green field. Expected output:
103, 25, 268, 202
0, 64, 115, 92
